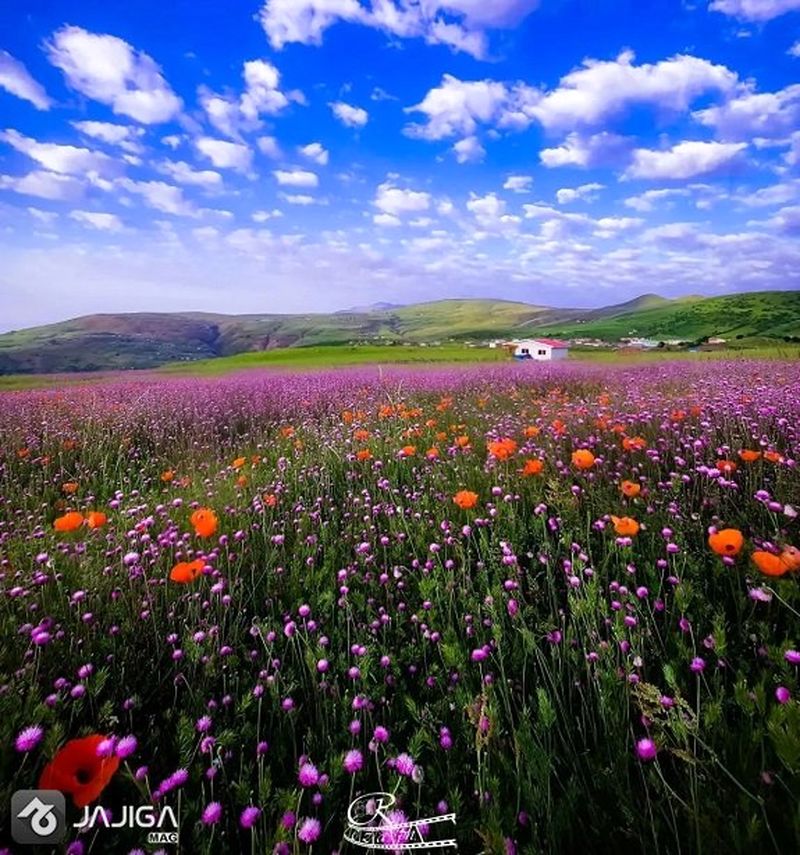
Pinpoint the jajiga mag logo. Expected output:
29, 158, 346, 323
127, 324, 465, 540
344, 792, 458, 851
11, 790, 179, 846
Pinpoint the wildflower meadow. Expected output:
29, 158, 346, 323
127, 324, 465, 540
1, 360, 799, 854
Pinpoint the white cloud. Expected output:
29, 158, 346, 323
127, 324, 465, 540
279, 192, 317, 205
195, 137, 253, 172
540, 131, 630, 168
161, 134, 182, 149
117, 178, 198, 216
273, 169, 319, 187
503, 175, 533, 193
529, 50, 738, 131
258, 0, 541, 60
466, 192, 520, 231
157, 160, 223, 188
709, 0, 800, 22
693, 84, 800, 140
27, 207, 59, 224
624, 141, 747, 180
0, 129, 121, 177
71, 120, 144, 153
252, 209, 283, 222
404, 75, 508, 140
790, 41, 800, 57
737, 180, 800, 207
374, 213, 402, 227
199, 59, 296, 138
330, 101, 368, 127
0, 170, 84, 200
298, 142, 329, 165
257, 136, 282, 158
452, 135, 485, 163
556, 182, 604, 204
624, 188, 691, 212
0, 50, 52, 110
45, 26, 182, 123
374, 182, 431, 216
69, 210, 123, 231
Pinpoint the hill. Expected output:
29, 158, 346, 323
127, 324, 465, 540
0, 290, 797, 374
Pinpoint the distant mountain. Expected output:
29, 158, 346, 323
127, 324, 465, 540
0, 291, 797, 375
337, 302, 403, 313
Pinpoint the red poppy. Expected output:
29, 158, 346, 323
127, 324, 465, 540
488, 438, 518, 460
39, 735, 120, 808
54, 512, 84, 533
170, 558, 205, 583
521, 458, 545, 476
572, 449, 596, 470
190, 508, 219, 538
453, 490, 479, 510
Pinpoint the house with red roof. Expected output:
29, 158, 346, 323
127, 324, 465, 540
507, 338, 570, 361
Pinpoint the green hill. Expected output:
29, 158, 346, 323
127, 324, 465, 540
0, 290, 797, 375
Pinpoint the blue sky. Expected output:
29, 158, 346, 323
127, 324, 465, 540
1, 0, 799, 330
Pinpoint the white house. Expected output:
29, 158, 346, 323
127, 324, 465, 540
509, 338, 570, 361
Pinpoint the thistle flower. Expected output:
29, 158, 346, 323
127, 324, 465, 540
15, 725, 44, 753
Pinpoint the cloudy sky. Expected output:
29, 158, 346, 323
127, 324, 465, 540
1, 0, 799, 330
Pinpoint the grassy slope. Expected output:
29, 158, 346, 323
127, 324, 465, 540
538, 291, 800, 340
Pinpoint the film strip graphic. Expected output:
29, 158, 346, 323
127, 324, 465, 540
344, 793, 458, 851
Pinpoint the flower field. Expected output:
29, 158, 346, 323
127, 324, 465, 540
1, 361, 799, 854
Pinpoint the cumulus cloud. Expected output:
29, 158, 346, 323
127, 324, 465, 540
273, 169, 319, 187
693, 84, 800, 140
157, 160, 223, 188
452, 135, 485, 163
69, 210, 123, 231
298, 142, 329, 165
71, 120, 144, 153
330, 101, 368, 127
195, 137, 253, 172
199, 59, 298, 138
257, 136, 282, 158
279, 192, 317, 205
258, 0, 541, 60
624, 188, 691, 212
374, 182, 431, 216
0, 50, 52, 109
539, 131, 630, 168
709, 0, 800, 22
0, 129, 122, 177
503, 175, 533, 193
117, 178, 198, 216
0, 170, 84, 201
45, 26, 182, 123
556, 182, 604, 204
624, 141, 748, 180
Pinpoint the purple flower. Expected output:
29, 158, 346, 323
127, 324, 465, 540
297, 817, 321, 844
373, 725, 389, 743
775, 686, 791, 704
343, 749, 363, 774
298, 761, 320, 787
15, 725, 44, 753
281, 810, 296, 830
636, 738, 658, 762
690, 657, 705, 673
785, 649, 800, 665
116, 735, 137, 759
202, 802, 222, 825
394, 752, 415, 776
240, 806, 261, 830
381, 809, 410, 851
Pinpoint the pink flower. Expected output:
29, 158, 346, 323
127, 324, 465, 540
636, 738, 658, 762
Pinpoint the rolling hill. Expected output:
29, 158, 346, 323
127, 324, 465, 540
0, 290, 797, 375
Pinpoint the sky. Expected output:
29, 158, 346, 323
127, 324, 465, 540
1, 0, 799, 331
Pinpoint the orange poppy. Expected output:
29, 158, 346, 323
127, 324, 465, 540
455, 435, 471, 448
622, 436, 647, 452
764, 451, 783, 464
263, 493, 278, 507
523, 426, 541, 438
170, 558, 205, 583
738, 450, 761, 463
342, 410, 354, 424
354, 429, 370, 442
281, 426, 295, 439
436, 431, 448, 442
779, 546, 800, 572
572, 449, 596, 470
611, 516, 640, 537
356, 449, 373, 461
426, 447, 440, 459
17, 447, 30, 459
708, 528, 744, 557
190, 508, 219, 538
751, 551, 789, 578
671, 410, 686, 422
488, 438, 518, 461
62, 482, 79, 495
401, 445, 417, 457
232, 457, 246, 469
236, 475, 248, 488
716, 460, 738, 474
453, 490, 479, 510
85, 511, 107, 530
521, 458, 545, 476
39, 735, 120, 808
551, 419, 566, 435
620, 480, 641, 498
161, 470, 175, 483
54, 512, 84, 533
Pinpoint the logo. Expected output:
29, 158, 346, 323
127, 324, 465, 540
11, 790, 66, 845
344, 792, 458, 851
